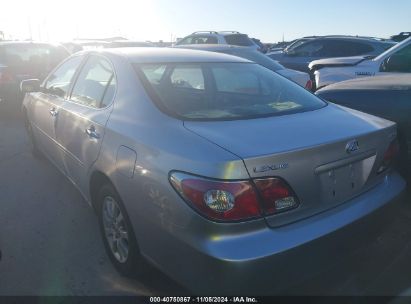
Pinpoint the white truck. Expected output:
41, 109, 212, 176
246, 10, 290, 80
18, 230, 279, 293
309, 37, 411, 90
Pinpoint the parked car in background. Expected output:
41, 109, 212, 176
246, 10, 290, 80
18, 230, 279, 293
62, 40, 109, 54
268, 36, 395, 73
21, 48, 405, 294
269, 36, 317, 53
175, 31, 260, 51
174, 44, 312, 89
316, 74, 411, 177
391, 32, 411, 42
0, 41, 69, 115
310, 37, 411, 89
251, 38, 269, 53
105, 40, 154, 48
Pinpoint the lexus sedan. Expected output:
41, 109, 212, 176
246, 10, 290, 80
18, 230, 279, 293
21, 48, 405, 294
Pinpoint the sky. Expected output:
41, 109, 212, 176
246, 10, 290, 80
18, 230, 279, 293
0, 0, 410, 43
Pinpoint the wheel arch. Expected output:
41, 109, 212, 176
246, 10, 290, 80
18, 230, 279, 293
89, 170, 115, 211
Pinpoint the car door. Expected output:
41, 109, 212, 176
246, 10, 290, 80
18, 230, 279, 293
55, 54, 116, 196
29, 55, 84, 171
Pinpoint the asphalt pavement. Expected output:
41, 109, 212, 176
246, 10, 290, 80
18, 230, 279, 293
1, 114, 411, 296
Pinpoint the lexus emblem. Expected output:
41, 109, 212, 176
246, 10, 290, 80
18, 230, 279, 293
345, 139, 359, 154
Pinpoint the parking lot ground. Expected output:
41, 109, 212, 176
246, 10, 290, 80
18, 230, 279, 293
0, 114, 411, 296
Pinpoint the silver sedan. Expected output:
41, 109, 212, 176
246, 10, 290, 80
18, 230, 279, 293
21, 48, 405, 294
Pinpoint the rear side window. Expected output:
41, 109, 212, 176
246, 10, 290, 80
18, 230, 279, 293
224, 34, 254, 46
137, 62, 326, 120
337, 41, 373, 56
317, 40, 374, 57
70, 56, 116, 108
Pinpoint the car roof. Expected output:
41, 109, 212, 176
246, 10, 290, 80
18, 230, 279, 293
311, 36, 394, 44
318, 74, 411, 91
173, 44, 252, 52
189, 31, 246, 36
99, 47, 252, 63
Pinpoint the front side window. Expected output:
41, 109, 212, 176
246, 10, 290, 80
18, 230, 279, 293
381, 44, 411, 72
137, 62, 326, 120
292, 41, 324, 57
44, 55, 83, 98
394, 43, 411, 57
70, 56, 116, 108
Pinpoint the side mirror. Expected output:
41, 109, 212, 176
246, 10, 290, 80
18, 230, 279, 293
381, 55, 410, 72
20, 79, 40, 93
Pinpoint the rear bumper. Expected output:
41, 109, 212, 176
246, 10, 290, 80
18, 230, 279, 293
153, 172, 406, 295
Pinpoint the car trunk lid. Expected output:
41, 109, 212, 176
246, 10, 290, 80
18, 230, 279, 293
184, 104, 397, 227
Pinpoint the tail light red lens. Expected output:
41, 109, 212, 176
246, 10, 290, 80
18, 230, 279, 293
377, 140, 400, 174
170, 172, 299, 222
170, 172, 261, 221
305, 79, 313, 91
254, 178, 299, 214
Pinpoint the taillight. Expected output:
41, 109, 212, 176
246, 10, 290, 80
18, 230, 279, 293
377, 140, 400, 174
170, 172, 261, 221
254, 178, 299, 215
169, 172, 300, 222
305, 79, 313, 91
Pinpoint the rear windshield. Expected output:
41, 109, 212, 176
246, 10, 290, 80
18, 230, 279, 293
136, 62, 326, 121
224, 34, 254, 46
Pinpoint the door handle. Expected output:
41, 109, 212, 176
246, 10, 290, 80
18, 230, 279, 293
85, 125, 100, 139
49, 107, 58, 117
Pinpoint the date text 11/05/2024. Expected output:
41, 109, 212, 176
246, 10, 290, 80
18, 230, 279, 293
149, 297, 258, 303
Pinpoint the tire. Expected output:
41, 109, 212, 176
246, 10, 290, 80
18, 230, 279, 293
24, 115, 43, 158
97, 183, 148, 277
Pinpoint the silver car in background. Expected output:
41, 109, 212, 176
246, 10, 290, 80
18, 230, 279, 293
175, 31, 260, 51
21, 48, 405, 294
